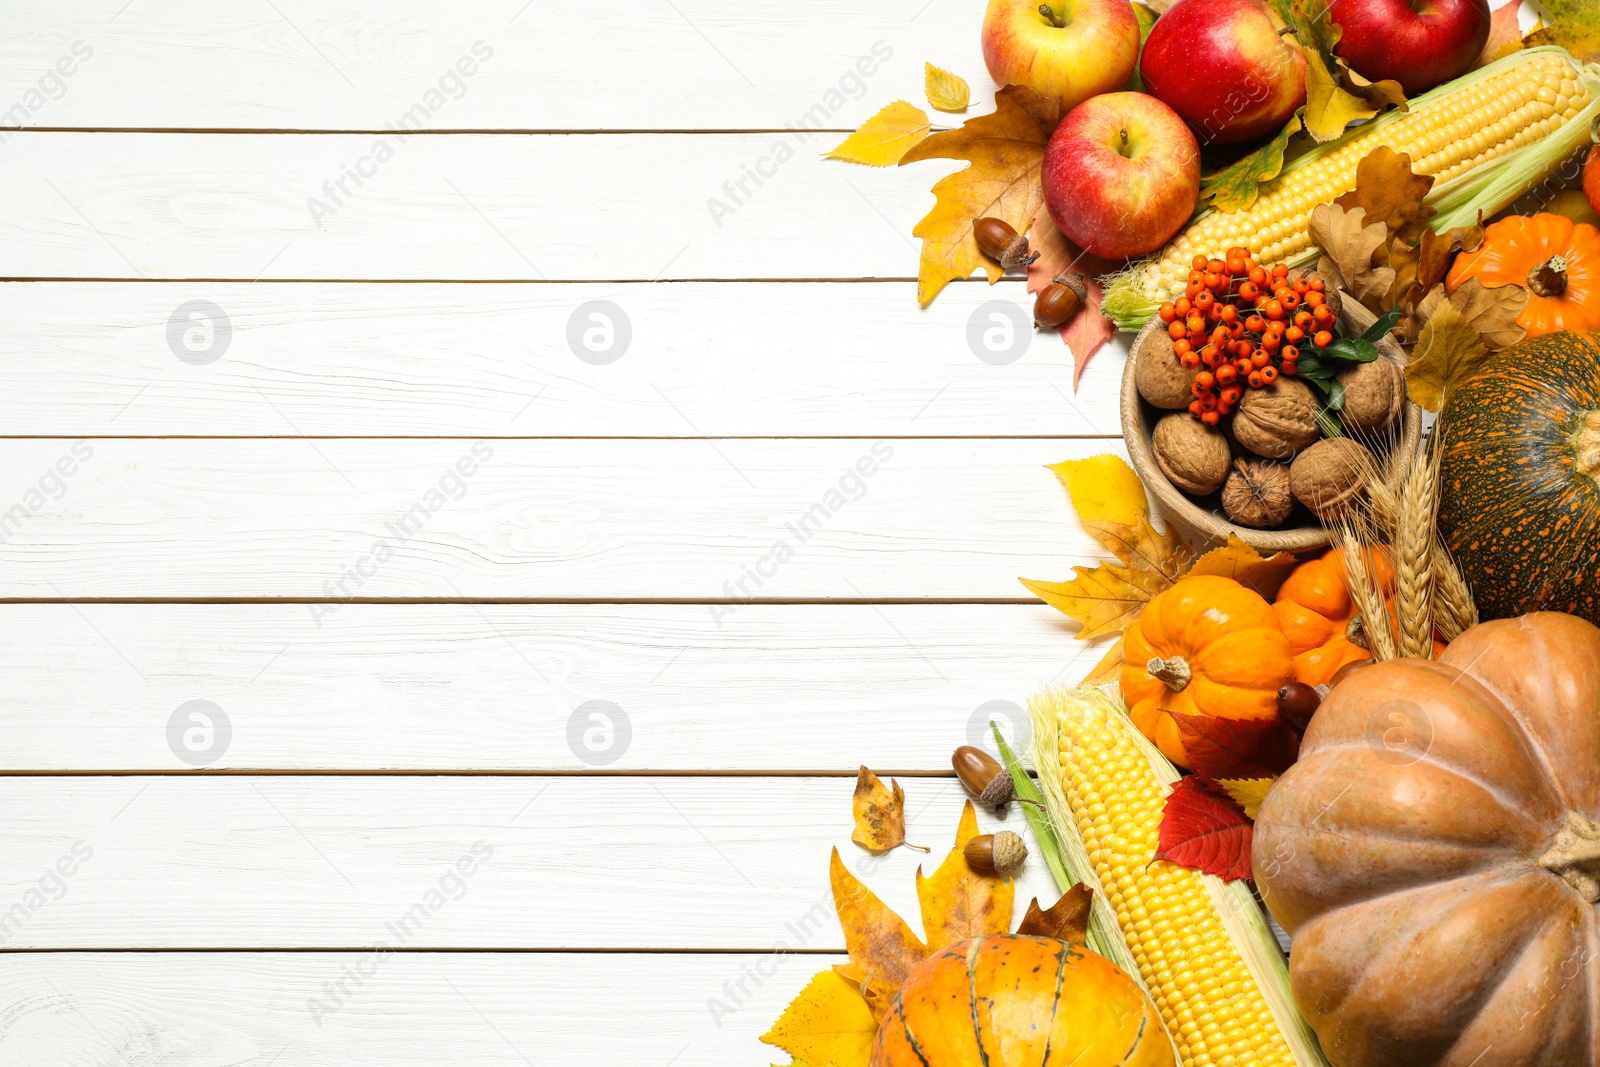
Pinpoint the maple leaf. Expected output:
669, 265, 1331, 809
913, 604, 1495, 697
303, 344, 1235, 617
1022, 563, 1159, 642
1081, 634, 1126, 687
1026, 210, 1117, 389
1335, 147, 1436, 244
924, 63, 970, 112
1217, 777, 1276, 819
1475, 1, 1527, 67
900, 85, 1056, 306
761, 968, 878, 1067
1016, 883, 1093, 942
916, 800, 1013, 951
850, 766, 923, 853
1198, 110, 1304, 214
1156, 776, 1255, 882
830, 848, 929, 988
1171, 711, 1299, 787
1311, 203, 1394, 309
1524, 0, 1600, 65
1188, 536, 1299, 602
1406, 297, 1491, 411
827, 101, 931, 166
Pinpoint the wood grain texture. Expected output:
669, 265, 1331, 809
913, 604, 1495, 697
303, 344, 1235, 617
0, 603, 1092, 771
0, 951, 852, 1064
0, 775, 1059, 949
0, 281, 1127, 437
0, 132, 951, 280
0, 0, 993, 131
0, 437, 1118, 599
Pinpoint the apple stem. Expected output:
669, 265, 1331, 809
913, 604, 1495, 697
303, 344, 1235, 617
1118, 127, 1131, 158
1037, 3, 1066, 27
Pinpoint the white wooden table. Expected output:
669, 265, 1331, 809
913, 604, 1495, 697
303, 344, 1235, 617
0, 2, 1129, 1060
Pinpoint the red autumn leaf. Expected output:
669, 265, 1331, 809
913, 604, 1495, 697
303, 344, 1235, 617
1156, 776, 1254, 882
1474, 1, 1525, 68
1171, 711, 1298, 787
1027, 209, 1117, 390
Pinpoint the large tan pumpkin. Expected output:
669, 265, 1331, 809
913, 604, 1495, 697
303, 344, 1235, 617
1254, 612, 1600, 1067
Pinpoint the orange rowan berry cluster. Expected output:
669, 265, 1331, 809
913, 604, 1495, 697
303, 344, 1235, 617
1157, 248, 1338, 425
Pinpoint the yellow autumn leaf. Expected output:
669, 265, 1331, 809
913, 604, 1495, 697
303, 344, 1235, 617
830, 848, 929, 989
1303, 49, 1384, 142
1217, 777, 1276, 819
900, 85, 1056, 306
1524, 0, 1600, 65
1022, 563, 1160, 642
826, 101, 931, 166
1080, 634, 1125, 687
1407, 298, 1491, 411
1189, 536, 1300, 602
850, 766, 922, 853
916, 800, 1013, 952
761, 969, 878, 1067
924, 62, 970, 112
1046, 454, 1148, 527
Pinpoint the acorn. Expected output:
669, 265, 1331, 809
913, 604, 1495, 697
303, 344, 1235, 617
964, 831, 1028, 877
973, 217, 1039, 272
1034, 272, 1088, 330
952, 745, 1015, 813
1276, 681, 1322, 732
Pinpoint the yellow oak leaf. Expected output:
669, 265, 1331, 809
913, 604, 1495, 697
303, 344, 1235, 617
826, 101, 931, 166
1438, 275, 1529, 352
1406, 298, 1491, 411
1304, 44, 1386, 141
830, 847, 929, 988
900, 85, 1055, 306
1015, 883, 1094, 943
1334, 147, 1436, 244
1189, 536, 1300, 602
850, 766, 923, 853
924, 62, 970, 113
761, 968, 877, 1067
1217, 777, 1276, 819
916, 800, 1013, 952
1524, 0, 1600, 65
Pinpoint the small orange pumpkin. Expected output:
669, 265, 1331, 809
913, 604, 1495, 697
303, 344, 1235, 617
872, 935, 1174, 1067
1121, 574, 1295, 768
1447, 213, 1600, 337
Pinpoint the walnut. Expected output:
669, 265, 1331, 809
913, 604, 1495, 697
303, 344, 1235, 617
1152, 413, 1230, 496
1136, 329, 1197, 410
1290, 438, 1372, 521
1336, 357, 1405, 435
1233, 378, 1321, 459
1222, 458, 1295, 528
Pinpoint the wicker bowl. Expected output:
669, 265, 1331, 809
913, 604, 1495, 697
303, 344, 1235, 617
1120, 297, 1421, 553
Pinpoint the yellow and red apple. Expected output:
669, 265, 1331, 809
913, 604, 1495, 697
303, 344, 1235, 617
1329, 0, 1492, 95
981, 0, 1143, 114
1043, 92, 1201, 260
1139, 0, 1307, 145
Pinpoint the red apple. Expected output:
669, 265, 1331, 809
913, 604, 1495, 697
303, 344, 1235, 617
982, 0, 1143, 114
1329, 0, 1492, 95
1043, 92, 1201, 261
1139, 0, 1307, 146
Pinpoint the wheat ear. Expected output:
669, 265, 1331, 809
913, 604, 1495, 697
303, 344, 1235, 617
1392, 434, 1441, 658
1341, 525, 1397, 661
1431, 542, 1479, 640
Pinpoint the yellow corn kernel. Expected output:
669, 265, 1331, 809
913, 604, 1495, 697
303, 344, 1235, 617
1052, 693, 1299, 1067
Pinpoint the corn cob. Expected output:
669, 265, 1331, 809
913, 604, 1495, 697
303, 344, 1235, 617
1103, 47, 1600, 329
1028, 685, 1330, 1067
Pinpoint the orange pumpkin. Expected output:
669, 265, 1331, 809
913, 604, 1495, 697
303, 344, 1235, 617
1254, 612, 1600, 1067
1121, 574, 1295, 768
1447, 213, 1600, 337
1273, 549, 1444, 687
871, 935, 1174, 1067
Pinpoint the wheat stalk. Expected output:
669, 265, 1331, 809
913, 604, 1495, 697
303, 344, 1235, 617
1392, 435, 1441, 658
1431, 541, 1480, 640
1341, 525, 1398, 661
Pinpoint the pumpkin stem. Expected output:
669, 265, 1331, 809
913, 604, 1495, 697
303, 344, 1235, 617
1145, 655, 1192, 691
1538, 811, 1600, 903
1345, 614, 1370, 651
1527, 255, 1569, 298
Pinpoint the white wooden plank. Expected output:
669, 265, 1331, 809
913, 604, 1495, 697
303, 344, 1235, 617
0, 776, 1059, 948
0, 133, 948, 280
0, 603, 1094, 771
0, 952, 850, 1064
0, 437, 1112, 599
0, 0, 991, 131
0, 282, 1128, 437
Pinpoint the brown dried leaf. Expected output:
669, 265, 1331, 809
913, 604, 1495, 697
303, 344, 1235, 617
1407, 299, 1491, 411
1335, 147, 1436, 243
1446, 276, 1528, 351
1310, 203, 1395, 309
850, 766, 919, 853
1016, 883, 1094, 943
